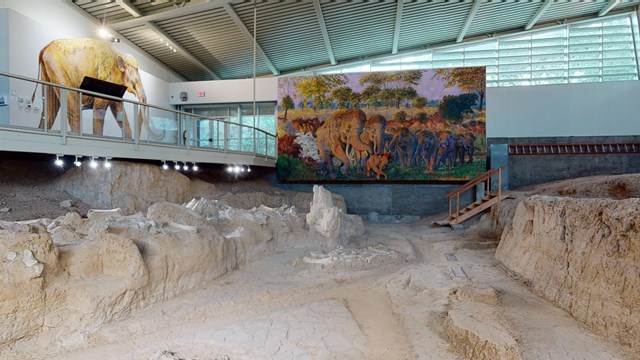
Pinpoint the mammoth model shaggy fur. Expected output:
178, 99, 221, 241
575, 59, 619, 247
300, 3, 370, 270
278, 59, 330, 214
31, 38, 163, 139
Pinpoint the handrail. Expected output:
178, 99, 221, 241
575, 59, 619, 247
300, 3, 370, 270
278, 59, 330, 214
445, 165, 505, 199
0, 70, 276, 138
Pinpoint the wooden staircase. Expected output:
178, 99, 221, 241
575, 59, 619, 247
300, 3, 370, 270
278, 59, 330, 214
435, 166, 509, 226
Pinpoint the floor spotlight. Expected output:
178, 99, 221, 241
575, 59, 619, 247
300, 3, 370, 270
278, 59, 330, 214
240, 166, 245, 172
234, 165, 240, 173
89, 157, 98, 169
54, 154, 64, 167
183, 163, 189, 171
174, 162, 180, 170
73, 156, 81, 167
104, 158, 112, 169
227, 165, 233, 173
247, 166, 251, 173
192, 163, 199, 171
162, 161, 169, 170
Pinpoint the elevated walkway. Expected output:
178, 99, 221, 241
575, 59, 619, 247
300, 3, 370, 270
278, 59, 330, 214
0, 71, 276, 167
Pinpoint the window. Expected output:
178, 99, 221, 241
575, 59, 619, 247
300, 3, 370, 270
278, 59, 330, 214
313, 13, 639, 88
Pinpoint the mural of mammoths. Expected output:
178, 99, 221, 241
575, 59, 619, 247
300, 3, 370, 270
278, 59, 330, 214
291, 117, 322, 136
351, 114, 387, 173
366, 152, 392, 180
466, 133, 477, 163
316, 109, 372, 177
435, 132, 456, 170
388, 127, 417, 167
455, 133, 469, 166
32, 38, 163, 139
414, 129, 438, 171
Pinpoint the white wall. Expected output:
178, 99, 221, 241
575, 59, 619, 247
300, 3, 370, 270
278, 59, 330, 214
168, 78, 278, 105
0, 1, 179, 141
487, 80, 640, 138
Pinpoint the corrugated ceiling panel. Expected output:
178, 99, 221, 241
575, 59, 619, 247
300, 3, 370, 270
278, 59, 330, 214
539, 2, 605, 22
231, 1, 329, 72
467, 1, 541, 38
155, 9, 271, 79
399, 2, 473, 51
615, 0, 640, 9
134, 2, 177, 15
119, 25, 213, 81
322, 1, 396, 62
74, 0, 134, 23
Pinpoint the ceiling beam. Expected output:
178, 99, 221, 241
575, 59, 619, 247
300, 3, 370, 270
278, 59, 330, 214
111, 0, 234, 30
115, 0, 143, 18
312, 0, 336, 65
221, 3, 280, 76
392, 0, 404, 55
145, 23, 221, 80
599, 0, 620, 16
457, 0, 481, 43
525, 0, 553, 30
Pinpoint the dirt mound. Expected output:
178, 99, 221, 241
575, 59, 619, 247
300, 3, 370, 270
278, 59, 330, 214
497, 195, 640, 352
527, 173, 640, 199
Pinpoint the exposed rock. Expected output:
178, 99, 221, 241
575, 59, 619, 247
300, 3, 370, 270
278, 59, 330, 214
147, 202, 209, 228
453, 284, 500, 305
0, 207, 10, 213
59, 200, 72, 208
443, 301, 521, 360
58, 162, 191, 215
87, 208, 123, 220
496, 195, 640, 352
299, 243, 401, 270
306, 185, 364, 248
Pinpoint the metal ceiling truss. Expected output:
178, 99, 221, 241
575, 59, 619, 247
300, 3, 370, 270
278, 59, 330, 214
526, 0, 553, 30
110, 0, 235, 30
312, 0, 336, 65
112, 0, 221, 79
457, 0, 482, 43
221, 3, 280, 76
599, 0, 621, 16
392, 0, 404, 55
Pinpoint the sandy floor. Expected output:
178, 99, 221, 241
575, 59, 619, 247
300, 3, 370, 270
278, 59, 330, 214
2, 214, 634, 360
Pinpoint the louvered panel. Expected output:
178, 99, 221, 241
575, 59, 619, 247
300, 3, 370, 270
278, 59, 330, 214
134, 2, 177, 15
322, 1, 396, 62
467, 1, 541, 38
616, 0, 640, 9
539, 2, 606, 23
73, 0, 134, 23
399, 2, 474, 51
230, 1, 328, 71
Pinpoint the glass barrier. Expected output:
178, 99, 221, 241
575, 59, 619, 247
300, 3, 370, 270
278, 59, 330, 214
0, 71, 277, 160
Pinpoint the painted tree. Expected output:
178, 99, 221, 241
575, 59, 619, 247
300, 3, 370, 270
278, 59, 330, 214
413, 96, 427, 108
331, 86, 354, 108
348, 91, 362, 108
361, 85, 381, 108
280, 95, 294, 121
434, 67, 486, 110
294, 74, 347, 111
359, 70, 423, 108
439, 93, 478, 123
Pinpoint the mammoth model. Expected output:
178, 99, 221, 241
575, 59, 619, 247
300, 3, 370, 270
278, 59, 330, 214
316, 109, 372, 177
31, 38, 163, 139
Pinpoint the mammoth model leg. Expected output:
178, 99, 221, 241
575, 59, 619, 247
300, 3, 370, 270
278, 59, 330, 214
65, 92, 81, 133
39, 86, 60, 131
92, 99, 109, 136
109, 101, 133, 139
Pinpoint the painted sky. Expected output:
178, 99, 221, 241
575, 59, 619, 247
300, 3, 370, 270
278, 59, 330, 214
343, 70, 462, 101
278, 69, 464, 102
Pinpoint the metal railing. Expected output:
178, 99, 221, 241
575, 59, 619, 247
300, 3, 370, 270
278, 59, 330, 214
0, 70, 277, 159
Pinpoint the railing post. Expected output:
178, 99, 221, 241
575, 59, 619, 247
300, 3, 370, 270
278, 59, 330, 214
186, 115, 191, 152
60, 89, 67, 144
224, 119, 229, 153
43, 85, 48, 133
456, 193, 460, 224
133, 103, 139, 150
449, 197, 452, 220
78, 91, 83, 136
498, 167, 502, 198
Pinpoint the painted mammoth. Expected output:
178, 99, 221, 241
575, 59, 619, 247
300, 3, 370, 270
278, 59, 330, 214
316, 109, 372, 177
32, 38, 164, 139
352, 115, 387, 172
414, 129, 439, 171
387, 127, 417, 168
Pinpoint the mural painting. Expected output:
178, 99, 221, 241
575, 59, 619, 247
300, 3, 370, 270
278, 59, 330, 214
276, 67, 487, 181
32, 38, 163, 140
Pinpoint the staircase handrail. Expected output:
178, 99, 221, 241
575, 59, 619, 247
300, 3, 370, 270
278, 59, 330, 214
444, 165, 505, 199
